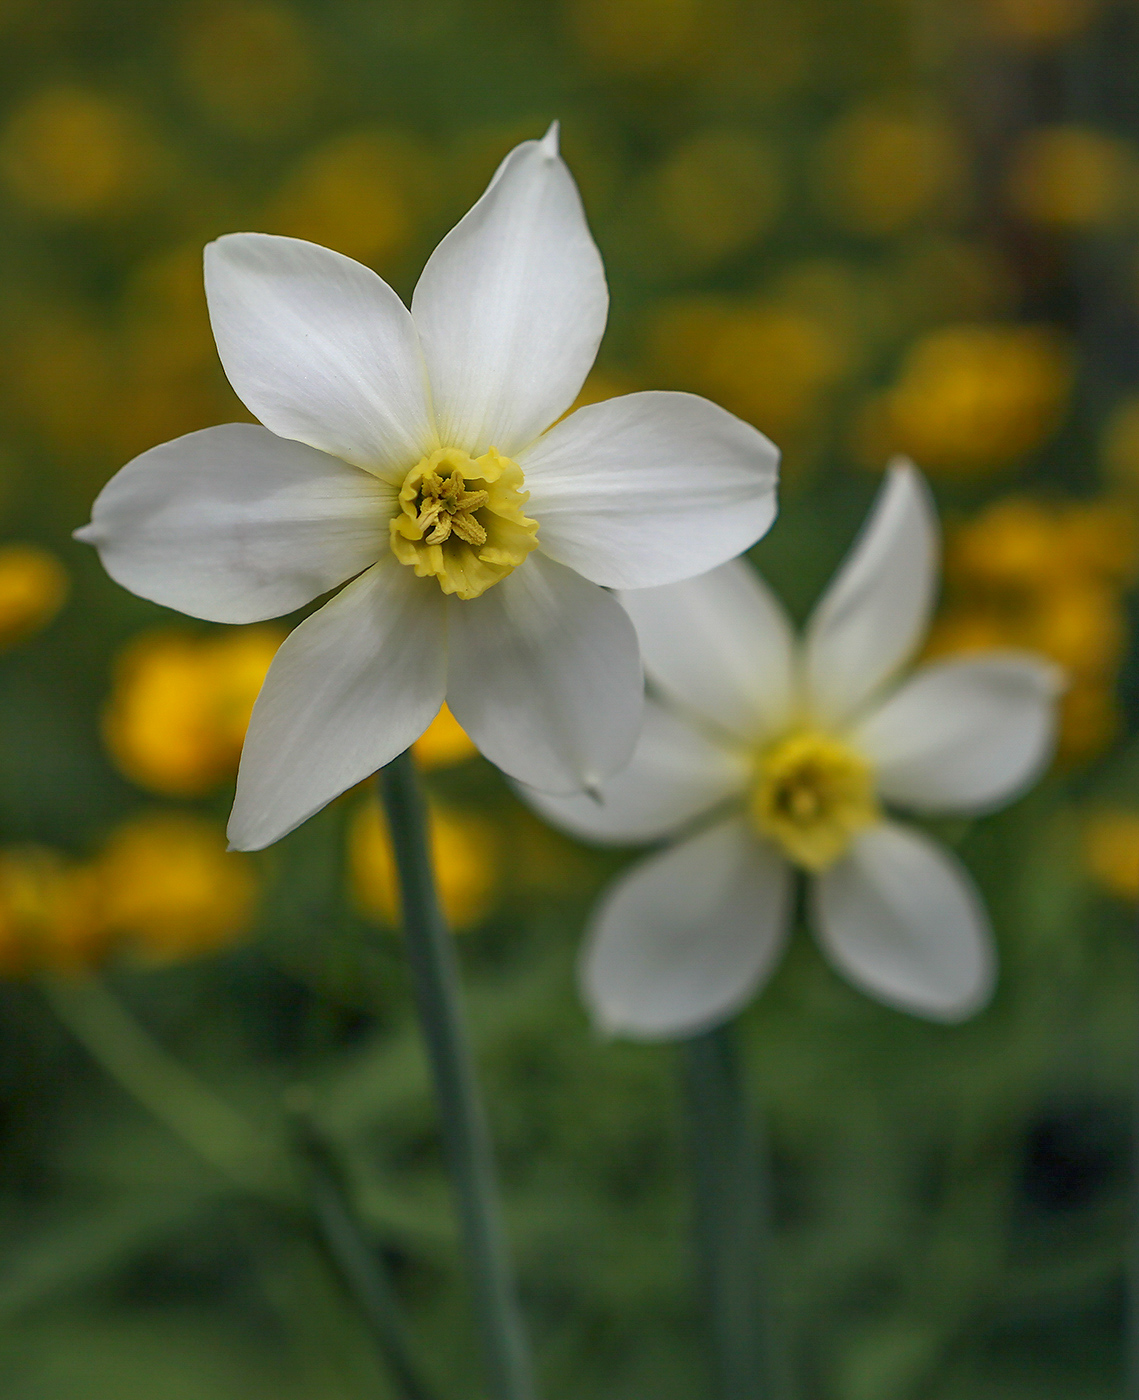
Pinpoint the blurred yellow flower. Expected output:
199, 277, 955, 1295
265, 130, 438, 267
817, 107, 969, 237
927, 496, 1138, 762
104, 626, 284, 797
649, 298, 846, 441
0, 545, 67, 649
653, 129, 780, 266
8, 313, 116, 454
1007, 126, 1135, 231
0, 85, 161, 217
0, 847, 105, 976
111, 246, 251, 458
178, 2, 318, 138
412, 704, 477, 770
981, 0, 1102, 46
858, 324, 1072, 477
91, 813, 257, 961
122, 245, 220, 380
350, 799, 499, 931
566, 0, 701, 72
1082, 809, 1139, 902
1101, 395, 1139, 492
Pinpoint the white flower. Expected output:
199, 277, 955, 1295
522, 461, 1063, 1038
75, 126, 779, 851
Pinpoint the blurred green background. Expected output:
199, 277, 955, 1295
1, 0, 1138, 1396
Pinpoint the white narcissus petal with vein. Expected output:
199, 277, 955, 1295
620, 557, 797, 744
446, 554, 643, 795
582, 819, 792, 1041
204, 234, 434, 476
411, 125, 609, 458
521, 392, 778, 589
228, 559, 446, 851
811, 823, 995, 1022
76, 124, 781, 849
804, 461, 938, 727
76, 424, 391, 624
854, 652, 1064, 814
516, 460, 1062, 1036
521, 698, 750, 845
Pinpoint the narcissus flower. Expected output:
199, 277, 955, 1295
76, 126, 779, 850
523, 462, 1062, 1037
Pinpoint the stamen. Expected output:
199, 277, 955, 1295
390, 447, 539, 600
749, 730, 879, 871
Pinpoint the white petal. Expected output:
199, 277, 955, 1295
620, 559, 797, 744
205, 234, 434, 477
521, 391, 779, 588
804, 460, 939, 727
856, 653, 1064, 814
228, 558, 446, 851
581, 819, 791, 1040
446, 553, 642, 794
517, 697, 748, 845
75, 424, 389, 624
410, 125, 608, 458
811, 822, 995, 1021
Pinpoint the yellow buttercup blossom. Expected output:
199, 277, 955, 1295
650, 299, 845, 442
817, 107, 968, 237
413, 705, 477, 770
350, 799, 499, 931
390, 447, 539, 599
567, 0, 701, 72
11, 314, 115, 455
178, 2, 317, 138
982, 0, 1103, 47
861, 324, 1072, 477
104, 626, 284, 796
927, 496, 1139, 763
92, 813, 257, 962
0, 85, 160, 217
750, 731, 879, 872
0, 847, 105, 976
1101, 396, 1139, 493
654, 129, 780, 266
266, 130, 437, 267
1083, 809, 1139, 902
0, 545, 67, 649
1007, 126, 1135, 231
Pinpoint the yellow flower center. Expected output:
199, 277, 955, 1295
749, 730, 879, 872
390, 446, 539, 600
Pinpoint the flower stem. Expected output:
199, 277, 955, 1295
681, 1023, 787, 1400
377, 751, 536, 1400
297, 1120, 441, 1400
42, 973, 287, 1197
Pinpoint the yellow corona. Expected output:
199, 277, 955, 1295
390, 446, 539, 600
749, 730, 879, 871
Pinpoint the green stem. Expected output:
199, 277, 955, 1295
377, 751, 535, 1400
298, 1122, 441, 1400
42, 973, 287, 1197
681, 1023, 786, 1400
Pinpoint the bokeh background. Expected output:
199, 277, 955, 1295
0, 0, 1137, 1396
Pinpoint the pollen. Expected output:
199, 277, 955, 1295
390, 446, 539, 600
749, 730, 879, 871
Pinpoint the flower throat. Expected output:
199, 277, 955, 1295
749, 730, 879, 871
390, 446, 539, 600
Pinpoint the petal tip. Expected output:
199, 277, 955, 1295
540, 120, 561, 157
72, 522, 98, 545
